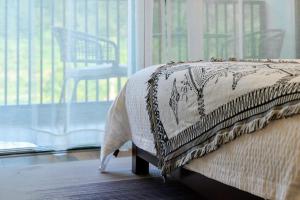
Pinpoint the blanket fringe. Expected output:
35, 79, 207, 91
162, 102, 300, 175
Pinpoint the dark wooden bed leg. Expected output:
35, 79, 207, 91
132, 143, 149, 175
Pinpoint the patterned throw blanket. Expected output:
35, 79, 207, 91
146, 61, 300, 175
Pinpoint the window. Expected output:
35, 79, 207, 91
0, 0, 297, 153
0, 0, 129, 152
151, 0, 296, 63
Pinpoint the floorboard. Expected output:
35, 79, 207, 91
0, 150, 160, 200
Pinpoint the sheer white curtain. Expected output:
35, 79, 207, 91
0, 0, 298, 152
128, 0, 154, 71
0, 0, 130, 152
150, 0, 297, 65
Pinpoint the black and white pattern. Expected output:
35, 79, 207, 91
169, 79, 180, 124
146, 61, 300, 175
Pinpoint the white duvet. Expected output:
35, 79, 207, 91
100, 64, 300, 200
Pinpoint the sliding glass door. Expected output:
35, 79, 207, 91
0, 0, 298, 153
152, 0, 297, 64
0, 0, 129, 153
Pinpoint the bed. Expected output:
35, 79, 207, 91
100, 61, 300, 200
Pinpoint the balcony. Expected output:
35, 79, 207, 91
0, 0, 129, 152
152, 0, 288, 63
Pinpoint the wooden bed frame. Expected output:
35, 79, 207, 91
132, 143, 263, 200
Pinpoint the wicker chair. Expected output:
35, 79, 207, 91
222, 29, 285, 59
53, 27, 127, 102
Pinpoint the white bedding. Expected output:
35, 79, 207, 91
100, 64, 300, 200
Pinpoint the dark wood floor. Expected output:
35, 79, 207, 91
0, 149, 160, 200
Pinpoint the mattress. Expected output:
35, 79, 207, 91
100, 64, 300, 200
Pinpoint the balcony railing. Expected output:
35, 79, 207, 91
0, 0, 287, 152
0, 0, 130, 151
0, 0, 280, 106
152, 0, 267, 64
0, 0, 128, 106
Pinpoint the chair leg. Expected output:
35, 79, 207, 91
62, 79, 79, 133
55, 79, 68, 133
71, 80, 79, 102
60, 79, 68, 103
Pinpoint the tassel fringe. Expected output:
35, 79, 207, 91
162, 102, 300, 174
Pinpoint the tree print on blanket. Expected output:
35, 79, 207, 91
232, 70, 257, 90
167, 63, 300, 125
169, 79, 180, 124
168, 65, 230, 121
265, 64, 300, 85
186, 67, 229, 117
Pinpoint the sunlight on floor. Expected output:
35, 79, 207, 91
0, 142, 37, 150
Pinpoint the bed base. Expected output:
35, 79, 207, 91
132, 143, 263, 200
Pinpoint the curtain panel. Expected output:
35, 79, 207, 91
0, 0, 298, 153
150, 0, 297, 64
0, 0, 130, 152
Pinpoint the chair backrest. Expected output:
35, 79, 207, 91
53, 27, 119, 66
244, 29, 285, 59
221, 29, 285, 59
